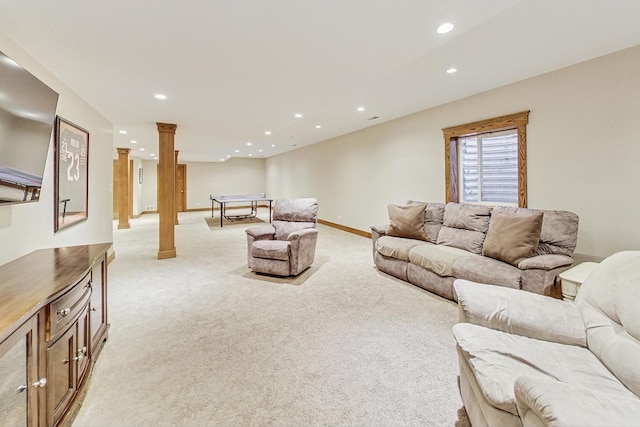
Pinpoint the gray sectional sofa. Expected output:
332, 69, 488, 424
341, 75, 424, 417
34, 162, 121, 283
371, 202, 579, 300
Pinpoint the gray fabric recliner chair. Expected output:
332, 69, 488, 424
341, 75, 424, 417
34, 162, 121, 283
245, 198, 318, 276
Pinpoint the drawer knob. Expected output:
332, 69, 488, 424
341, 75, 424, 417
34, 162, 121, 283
73, 346, 88, 361
57, 308, 71, 316
32, 378, 47, 388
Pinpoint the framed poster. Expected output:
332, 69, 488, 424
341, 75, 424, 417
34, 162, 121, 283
54, 116, 89, 232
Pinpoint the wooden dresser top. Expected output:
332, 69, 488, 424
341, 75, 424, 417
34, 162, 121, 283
0, 243, 111, 342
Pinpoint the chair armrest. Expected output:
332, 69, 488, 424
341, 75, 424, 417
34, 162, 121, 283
288, 228, 318, 241
515, 376, 640, 427
518, 254, 573, 270
245, 224, 276, 239
454, 279, 586, 346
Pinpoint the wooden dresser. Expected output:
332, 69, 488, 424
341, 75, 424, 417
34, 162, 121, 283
0, 243, 111, 427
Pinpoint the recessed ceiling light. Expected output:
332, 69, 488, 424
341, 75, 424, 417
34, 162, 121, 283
437, 23, 454, 34
220, 158, 225, 161
271, 144, 276, 147
249, 154, 253, 157
258, 149, 263, 153
446, 67, 458, 74
235, 149, 240, 153
130, 140, 137, 144
140, 148, 145, 151
226, 154, 231, 158
150, 153, 155, 157
265, 131, 272, 135
294, 113, 303, 118
315, 125, 322, 129
357, 106, 365, 112
246, 142, 252, 146
155, 94, 167, 100
119, 130, 127, 134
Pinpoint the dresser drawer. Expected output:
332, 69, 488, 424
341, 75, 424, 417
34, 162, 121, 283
47, 272, 92, 342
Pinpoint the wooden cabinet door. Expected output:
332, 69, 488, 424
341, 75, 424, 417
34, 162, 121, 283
89, 256, 107, 352
46, 326, 76, 426
0, 317, 38, 427
76, 305, 90, 384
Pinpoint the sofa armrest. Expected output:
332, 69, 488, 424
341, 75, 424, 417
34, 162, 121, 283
515, 376, 640, 427
370, 223, 388, 236
454, 279, 586, 346
518, 254, 573, 270
245, 224, 276, 239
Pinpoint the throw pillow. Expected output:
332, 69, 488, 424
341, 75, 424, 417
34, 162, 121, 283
482, 211, 543, 267
387, 203, 428, 241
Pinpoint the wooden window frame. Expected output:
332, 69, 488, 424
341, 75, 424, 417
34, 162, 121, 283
443, 111, 529, 207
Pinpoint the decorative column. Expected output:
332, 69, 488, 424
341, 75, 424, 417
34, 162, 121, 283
157, 123, 177, 259
175, 150, 179, 225
116, 148, 130, 229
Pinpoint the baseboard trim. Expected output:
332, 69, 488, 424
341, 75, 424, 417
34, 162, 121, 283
318, 219, 371, 239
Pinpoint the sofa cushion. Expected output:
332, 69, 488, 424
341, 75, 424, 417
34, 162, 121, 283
407, 201, 445, 243
409, 244, 475, 276
442, 202, 491, 233
386, 203, 428, 241
437, 227, 486, 255
375, 236, 423, 261
251, 240, 290, 261
273, 197, 318, 222
437, 203, 490, 254
514, 375, 640, 427
452, 256, 522, 289
482, 211, 543, 266
491, 206, 578, 257
453, 323, 635, 416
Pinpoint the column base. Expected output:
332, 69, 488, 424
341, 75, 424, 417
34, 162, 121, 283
157, 248, 176, 259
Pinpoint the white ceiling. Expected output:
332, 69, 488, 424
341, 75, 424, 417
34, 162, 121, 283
2, 0, 640, 162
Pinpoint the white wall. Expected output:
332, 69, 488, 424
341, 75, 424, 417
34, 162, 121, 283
0, 32, 113, 266
138, 158, 266, 212
266, 44, 640, 260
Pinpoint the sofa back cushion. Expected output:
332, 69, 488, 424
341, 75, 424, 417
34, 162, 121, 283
437, 203, 491, 254
407, 201, 445, 243
273, 198, 318, 222
482, 211, 543, 266
576, 251, 640, 397
491, 206, 579, 257
272, 198, 318, 240
386, 203, 428, 241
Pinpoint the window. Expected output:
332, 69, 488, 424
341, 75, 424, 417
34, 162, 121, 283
459, 130, 518, 205
443, 111, 529, 207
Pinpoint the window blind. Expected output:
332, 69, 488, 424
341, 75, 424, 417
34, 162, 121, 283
459, 130, 518, 204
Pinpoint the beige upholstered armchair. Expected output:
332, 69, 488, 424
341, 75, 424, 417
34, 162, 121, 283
245, 198, 318, 276
452, 251, 640, 427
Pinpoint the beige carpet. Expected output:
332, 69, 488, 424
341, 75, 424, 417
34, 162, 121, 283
72, 211, 469, 427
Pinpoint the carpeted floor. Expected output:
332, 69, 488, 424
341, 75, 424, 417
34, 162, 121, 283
72, 211, 469, 427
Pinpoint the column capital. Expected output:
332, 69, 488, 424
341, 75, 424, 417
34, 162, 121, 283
116, 147, 131, 155
157, 123, 177, 134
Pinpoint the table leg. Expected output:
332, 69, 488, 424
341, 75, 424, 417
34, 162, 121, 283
220, 202, 224, 227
